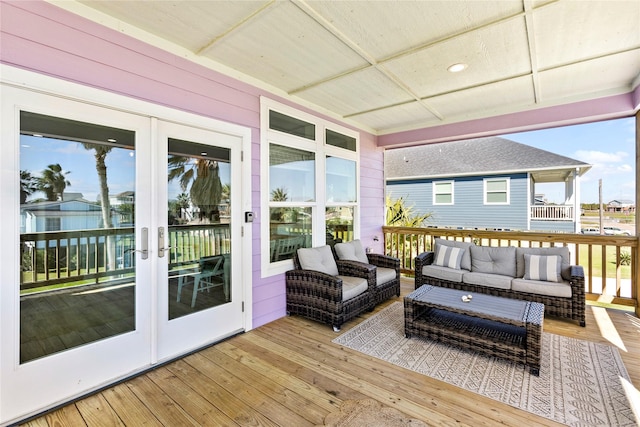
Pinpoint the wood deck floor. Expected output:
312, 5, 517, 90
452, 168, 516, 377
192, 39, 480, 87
20, 279, 640, 426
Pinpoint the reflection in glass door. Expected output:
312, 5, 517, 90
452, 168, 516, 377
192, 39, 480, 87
166, 139, 231, 319
19, 112, 138, 363
155, 120, 244, 362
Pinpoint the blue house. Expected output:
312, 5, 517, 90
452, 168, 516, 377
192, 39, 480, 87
385, 137, 591, 233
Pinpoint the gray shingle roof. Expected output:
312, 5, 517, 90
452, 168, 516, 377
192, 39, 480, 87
385, 137, 591, 179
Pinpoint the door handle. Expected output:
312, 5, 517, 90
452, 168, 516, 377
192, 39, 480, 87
158, 226, 168, 258
139, 227, 149, 259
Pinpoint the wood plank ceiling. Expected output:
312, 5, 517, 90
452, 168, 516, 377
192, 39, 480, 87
75, 0, 640, 135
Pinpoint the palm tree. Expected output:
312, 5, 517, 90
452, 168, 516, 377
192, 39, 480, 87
168, 156, 222, 222
20, 170, 39, 204
386, 194, 431, 227
221, 183, 231, 205
38, 163, 70, 201
270, 187, 288, 201
82, 143, 115, 270
83, 144, 113, 228
175, 192, 191, 221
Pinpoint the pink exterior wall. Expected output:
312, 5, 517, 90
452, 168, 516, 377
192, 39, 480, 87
0, 0, 383, 328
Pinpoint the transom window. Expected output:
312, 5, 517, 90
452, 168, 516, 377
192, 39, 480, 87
261, 98, 359, 276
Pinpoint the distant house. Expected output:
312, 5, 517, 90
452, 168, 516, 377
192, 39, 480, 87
606, 199, 636, 214
20, 196, 125, 233
385, 137, 591, 232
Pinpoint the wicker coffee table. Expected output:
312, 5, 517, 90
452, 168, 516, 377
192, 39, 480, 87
404, 285, 544, 375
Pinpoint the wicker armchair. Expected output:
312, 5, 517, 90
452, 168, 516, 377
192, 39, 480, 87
334, 239, 401, 305
286, 245, 375, 332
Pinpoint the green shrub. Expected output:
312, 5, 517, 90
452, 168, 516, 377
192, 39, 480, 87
620, 251, 631, 266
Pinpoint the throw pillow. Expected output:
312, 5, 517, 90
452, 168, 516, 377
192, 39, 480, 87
434, 238, 473, 271
297, 245, 339, 276
523, 254, 562, 282
433, 244, 464, 269
516, 246, 572, 281
334, 240, 369, 264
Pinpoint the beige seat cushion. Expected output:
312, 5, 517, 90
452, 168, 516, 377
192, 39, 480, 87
376, 267, 397, 286
462, 271, 512, 290
421, 265, 465, 283
512, 278, 572, 298
338, 275, 369, 301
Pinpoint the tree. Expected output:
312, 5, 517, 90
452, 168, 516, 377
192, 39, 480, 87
386, 195, 431, 227
83, 143, 115, 270
20, 170, 39, 204
38, 163, 70, 201
270, 187, 288, 201
168, 156, 222, 222
83, 144, 113, 228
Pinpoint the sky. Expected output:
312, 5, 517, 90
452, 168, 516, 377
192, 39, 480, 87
20, 135, 230, 203
21, 116, 636, 206
504, 117, 636, 205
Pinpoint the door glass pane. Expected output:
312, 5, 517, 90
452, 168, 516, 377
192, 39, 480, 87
19, 112, 136, 363
167, 139, 231, 320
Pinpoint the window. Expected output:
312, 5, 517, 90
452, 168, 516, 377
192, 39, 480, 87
484, 178, 510, 204
261, 98, 359, 275
326, 156, 357, 244
433, 181, 454, 205
45, 217, 61, 231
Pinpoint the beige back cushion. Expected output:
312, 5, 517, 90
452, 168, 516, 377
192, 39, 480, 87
297, 245, 339, 276
334, 240, 369, 264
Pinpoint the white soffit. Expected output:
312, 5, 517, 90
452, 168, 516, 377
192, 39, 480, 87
71, 0, 640, 136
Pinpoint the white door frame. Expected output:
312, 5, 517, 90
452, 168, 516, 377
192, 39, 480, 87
0, 65, 253, 425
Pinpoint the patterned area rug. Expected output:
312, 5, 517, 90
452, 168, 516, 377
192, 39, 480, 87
333, 302, 639, 426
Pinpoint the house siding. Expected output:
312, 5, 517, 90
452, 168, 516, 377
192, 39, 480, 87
0, 1, 382, 328
387, 173, 529, 230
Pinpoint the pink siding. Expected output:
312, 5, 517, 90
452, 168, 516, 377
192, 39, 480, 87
0, 0, 384, 329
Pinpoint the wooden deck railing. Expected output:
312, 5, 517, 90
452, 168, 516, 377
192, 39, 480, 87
382, 226, 639, 312
20, 224, 230, 292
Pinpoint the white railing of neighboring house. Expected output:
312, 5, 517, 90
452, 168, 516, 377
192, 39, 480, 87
530, 205, 574, 221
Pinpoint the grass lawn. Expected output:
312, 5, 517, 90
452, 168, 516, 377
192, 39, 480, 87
577, 244, 631, 279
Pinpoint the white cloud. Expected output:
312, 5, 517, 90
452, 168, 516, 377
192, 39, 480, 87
574, 150, 628, 164
617, 164, 633, 172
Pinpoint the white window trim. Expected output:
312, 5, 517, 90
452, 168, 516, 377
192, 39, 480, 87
432, 180, 454, 205
260, 97, 359, 277
484, 177, 511, 205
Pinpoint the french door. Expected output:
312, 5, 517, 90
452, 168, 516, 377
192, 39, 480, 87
155, 120, 244, 361
0, 81, 246, 424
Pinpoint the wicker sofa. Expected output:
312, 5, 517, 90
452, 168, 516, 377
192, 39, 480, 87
415, 238, 586, 326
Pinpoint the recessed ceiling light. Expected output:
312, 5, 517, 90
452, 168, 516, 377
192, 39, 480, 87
447, 63, 468, 73
200, 152, 208, 156
107, 138, 117, 143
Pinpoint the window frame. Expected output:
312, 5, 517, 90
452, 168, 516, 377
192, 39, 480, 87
432, 180, 454, 205
260, 97, 359, 277
484, 177, 510, 205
